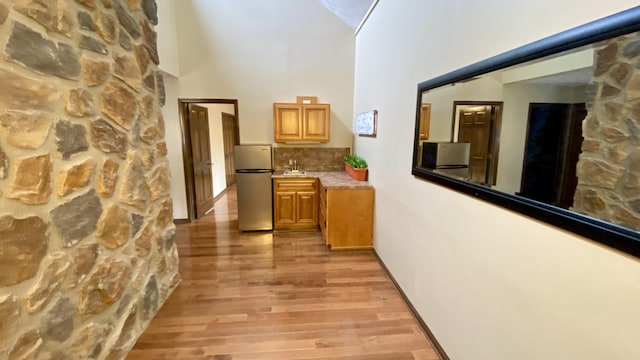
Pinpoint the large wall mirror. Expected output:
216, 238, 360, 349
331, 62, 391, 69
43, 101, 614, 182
412, 6, 640, 258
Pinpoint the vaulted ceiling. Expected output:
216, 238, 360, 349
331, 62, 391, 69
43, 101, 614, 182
318, 0, 375, 30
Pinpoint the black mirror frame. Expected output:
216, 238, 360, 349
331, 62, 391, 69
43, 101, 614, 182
412, 6, 640, 258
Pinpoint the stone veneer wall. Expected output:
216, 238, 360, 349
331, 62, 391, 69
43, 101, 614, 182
573, 32, 640, 231
0, 0, 179, 359
272, 147, 351, 171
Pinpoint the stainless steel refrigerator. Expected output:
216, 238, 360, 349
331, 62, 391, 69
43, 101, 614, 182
234, 145, 273, 231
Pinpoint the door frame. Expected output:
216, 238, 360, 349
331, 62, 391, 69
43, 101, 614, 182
450, 100, 503, 186
178, 98, 240, 222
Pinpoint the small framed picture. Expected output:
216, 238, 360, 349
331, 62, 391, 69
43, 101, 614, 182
355, 110, 377, 137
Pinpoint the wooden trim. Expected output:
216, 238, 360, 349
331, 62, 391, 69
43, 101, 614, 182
179, 98, 238, 105
178, 98, 240, 222
178, 100, 195, 222
296, 96, 318, 104
173, 219, 189, 225
373, 250, 450, 360
354, 0, 380, 36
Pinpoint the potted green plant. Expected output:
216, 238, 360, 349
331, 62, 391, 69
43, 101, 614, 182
343, 154, 368, 181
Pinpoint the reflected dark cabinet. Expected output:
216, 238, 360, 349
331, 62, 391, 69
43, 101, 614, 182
519, 103, 586, 209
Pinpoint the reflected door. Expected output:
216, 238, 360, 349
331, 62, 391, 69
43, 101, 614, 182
520, 103, 586, 208
458, 106, 492, 184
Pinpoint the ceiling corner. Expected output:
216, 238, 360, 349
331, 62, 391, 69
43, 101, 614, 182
318, 0, 375, 30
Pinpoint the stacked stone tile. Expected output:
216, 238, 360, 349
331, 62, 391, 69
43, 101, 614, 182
272, 147, 352, 171
573, 32, 640, 231
0, 0, 179, 359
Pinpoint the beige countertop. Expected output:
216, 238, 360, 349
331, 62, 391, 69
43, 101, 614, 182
272, 171, 373, 189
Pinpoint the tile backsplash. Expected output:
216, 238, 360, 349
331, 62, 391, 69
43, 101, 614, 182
273, 147, 350, 171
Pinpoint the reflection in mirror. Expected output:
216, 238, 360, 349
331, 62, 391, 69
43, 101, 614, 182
419, 104, 431, 140
413, 11, 640, 255
451, 101, 502, 185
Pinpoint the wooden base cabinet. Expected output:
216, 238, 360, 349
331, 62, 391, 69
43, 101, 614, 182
273, 178, 318, 229
319, 184, 374, 250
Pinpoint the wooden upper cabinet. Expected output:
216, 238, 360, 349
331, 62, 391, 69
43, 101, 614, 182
274, 97, 330, 142
302, 104, 330, 141
273, 104, 303, 141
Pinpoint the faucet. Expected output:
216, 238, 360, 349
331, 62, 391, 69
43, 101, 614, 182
288, 159, 299, 171
284, 159, 304, 174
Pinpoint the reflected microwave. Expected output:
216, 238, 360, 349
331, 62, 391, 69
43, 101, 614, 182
421, 142, 470, 168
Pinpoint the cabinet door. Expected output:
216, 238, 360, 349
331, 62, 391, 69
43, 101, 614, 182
325, 188, 374, 249
274, 191, 296, 227
274, 104, 302, 142
302, 104, 330, 142
296, 191, 318, 225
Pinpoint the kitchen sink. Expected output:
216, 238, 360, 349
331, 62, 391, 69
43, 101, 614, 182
283, 170, 307, 176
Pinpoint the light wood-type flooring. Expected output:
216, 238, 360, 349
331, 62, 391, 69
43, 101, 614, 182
127, 186, 439, 360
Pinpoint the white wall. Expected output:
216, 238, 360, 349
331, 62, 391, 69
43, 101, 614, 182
354, 1, 640, 360
204, 104, 236, 198
424, 76, 504, 141
501, 48, 594, 84
156, 0, 180, 76
163, 76, 185, 217
162, 0, 355, 218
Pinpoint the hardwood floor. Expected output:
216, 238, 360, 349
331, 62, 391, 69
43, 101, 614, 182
127, 186, 439, 360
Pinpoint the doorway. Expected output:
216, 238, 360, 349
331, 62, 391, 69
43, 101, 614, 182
451, 101, 503, 186
179, 99, 240, 221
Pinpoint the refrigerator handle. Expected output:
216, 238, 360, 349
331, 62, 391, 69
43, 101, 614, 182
236, 169, 273, 173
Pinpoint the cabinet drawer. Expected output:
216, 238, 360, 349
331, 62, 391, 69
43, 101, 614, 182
274, 178, 317, 191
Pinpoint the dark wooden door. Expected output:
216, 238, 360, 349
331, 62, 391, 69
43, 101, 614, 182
558, 103, 586, 207
189, 104, 214, 218
221, 112, 238, 187
520, 103, 586, 208
458, 106, 492, 184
